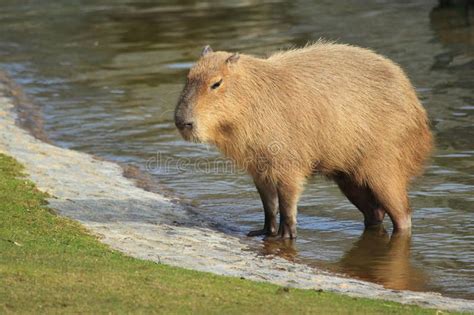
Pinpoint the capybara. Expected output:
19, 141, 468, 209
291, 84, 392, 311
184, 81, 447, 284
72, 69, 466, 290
174, 42, 433, 239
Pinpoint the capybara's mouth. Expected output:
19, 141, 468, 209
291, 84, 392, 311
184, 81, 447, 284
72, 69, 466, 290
178, 128, 200, 143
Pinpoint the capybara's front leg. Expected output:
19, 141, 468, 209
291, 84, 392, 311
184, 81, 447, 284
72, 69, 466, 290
268, 179, 302, 240
248, 177, 278, 237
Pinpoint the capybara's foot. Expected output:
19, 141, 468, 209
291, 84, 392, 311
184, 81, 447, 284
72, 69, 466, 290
247, 229, 266, 237
263, 224, 297, 240
263, 233, 296, 241
363, 222, 386, 233
392, 220, 412, 236
247, 226, 277, 237
392, 215, 412, 233
247, 229, 270, 237
279, 217, 297, 239
279, 228, 297, 239
263, 235, 280, 241
364, 220, 383, 229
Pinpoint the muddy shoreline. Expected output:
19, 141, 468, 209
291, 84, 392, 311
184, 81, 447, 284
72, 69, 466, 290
0, 73, 473, 312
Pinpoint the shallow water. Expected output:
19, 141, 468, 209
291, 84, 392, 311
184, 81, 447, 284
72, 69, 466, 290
0, 0, 473, 299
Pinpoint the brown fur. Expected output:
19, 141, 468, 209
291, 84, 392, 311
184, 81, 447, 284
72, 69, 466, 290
175, 41, 433, 239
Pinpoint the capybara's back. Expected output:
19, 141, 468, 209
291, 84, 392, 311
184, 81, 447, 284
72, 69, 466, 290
175, 42, 433, 239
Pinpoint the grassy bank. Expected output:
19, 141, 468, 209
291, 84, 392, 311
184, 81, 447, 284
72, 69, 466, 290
0, 153, 446, 314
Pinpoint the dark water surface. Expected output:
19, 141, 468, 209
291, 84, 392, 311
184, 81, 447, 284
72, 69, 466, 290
0, 0, 473, 299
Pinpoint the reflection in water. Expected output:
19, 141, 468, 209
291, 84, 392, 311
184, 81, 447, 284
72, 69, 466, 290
339, 228, 427, 292
257, 227, 428, 292
260, 239, 298, 262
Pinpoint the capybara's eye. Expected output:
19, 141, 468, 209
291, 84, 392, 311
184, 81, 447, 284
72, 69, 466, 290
210, 79, 223, 90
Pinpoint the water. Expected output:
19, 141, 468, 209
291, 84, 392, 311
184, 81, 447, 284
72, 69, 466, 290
0, 0, 473, 299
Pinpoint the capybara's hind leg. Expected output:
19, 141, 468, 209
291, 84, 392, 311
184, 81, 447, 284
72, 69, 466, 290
334, 173, 385, 227
369, 176, 412, 232
248, 177, 278, 237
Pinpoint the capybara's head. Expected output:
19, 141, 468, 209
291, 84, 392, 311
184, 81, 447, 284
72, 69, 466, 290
175, 45, 241, 143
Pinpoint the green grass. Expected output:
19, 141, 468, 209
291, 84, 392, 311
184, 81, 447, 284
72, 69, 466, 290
0, 153, 448, 314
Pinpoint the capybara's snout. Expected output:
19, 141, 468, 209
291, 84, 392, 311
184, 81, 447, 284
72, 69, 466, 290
174, 101, 196, 141
175, 114, 194, 131
174, 102, 194, 131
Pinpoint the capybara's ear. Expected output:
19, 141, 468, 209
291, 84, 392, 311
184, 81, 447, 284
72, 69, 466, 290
201, 45, 213, 57
226, 53, 240, 64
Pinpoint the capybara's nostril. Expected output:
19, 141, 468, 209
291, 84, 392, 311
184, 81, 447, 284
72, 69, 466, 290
175, 118, 193, 131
